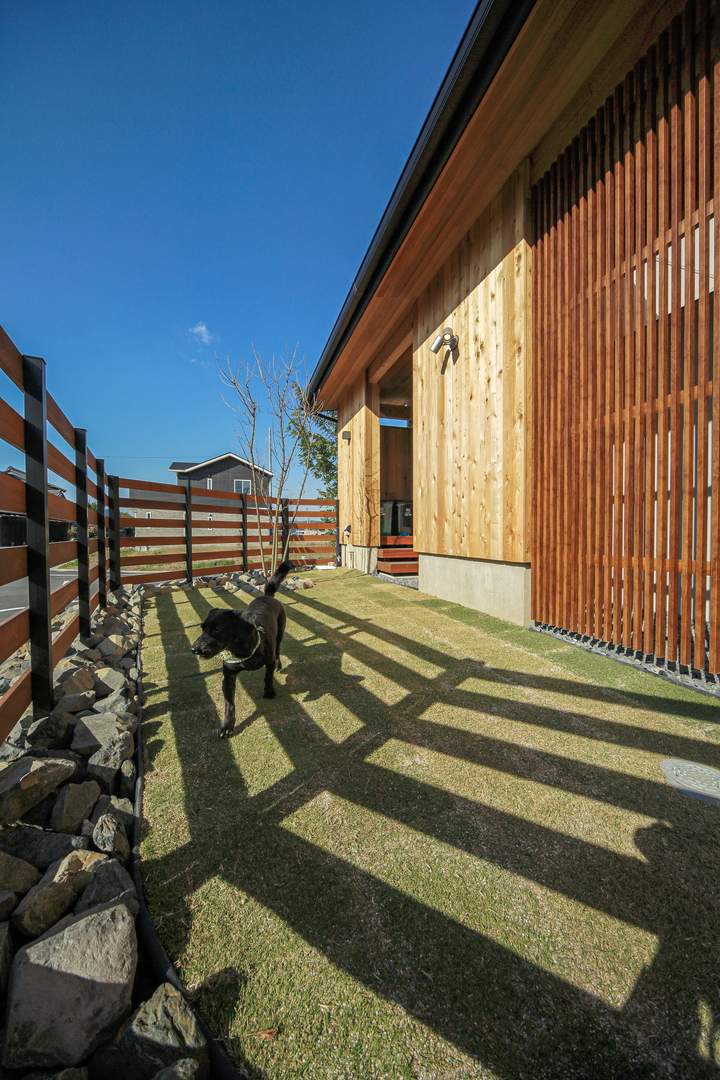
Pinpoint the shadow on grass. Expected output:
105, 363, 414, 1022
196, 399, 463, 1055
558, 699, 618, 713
141, 585, 720, 1080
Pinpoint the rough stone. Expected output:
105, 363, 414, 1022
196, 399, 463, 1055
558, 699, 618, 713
0, 742, 28, 764
78, 647, 102, 662
92, 815, 130, 864
74, 859, 138, 917
54, 656, 84, 681
86, 732, 134, 794
0, 920, 11, 993
50, 781, 101, 835
110, 710, 138, 734
91, 688, 136, 715
25, 713, 72, 750
54, 690, 96, 714
0, 757, 76, 827
90, 794, 134, 830
21, 792, 57, 829
25, 1069, 89, 1080
150, 1061, 200, 1080
0, 889, 18, 919
89, 982, 209, 1080
98, 635, 132, 661
0, 826, 89, 871
25, 748, 86, 779
119, 758, 136, 801
71, 716, 127, 757
3, 900, 137, 1069
0, 849, 41, 894
91, 666, 127, 698
54, 667, 95, 702
12, 849, 107, 938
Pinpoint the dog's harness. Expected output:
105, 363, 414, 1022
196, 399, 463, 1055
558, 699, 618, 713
220, 625, 265, 666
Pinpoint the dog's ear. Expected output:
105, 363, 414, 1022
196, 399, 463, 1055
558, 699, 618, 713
237, 610, 257, 632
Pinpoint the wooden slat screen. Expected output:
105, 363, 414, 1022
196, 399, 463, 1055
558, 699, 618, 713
532, 0, 719, 673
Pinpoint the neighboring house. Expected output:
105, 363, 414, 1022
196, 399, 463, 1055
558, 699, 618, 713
168, 453, 272, 495
0, 466, 71, 546
309, 0, 717, 674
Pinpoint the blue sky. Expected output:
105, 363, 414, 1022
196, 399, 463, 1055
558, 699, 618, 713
1, 0, 475, 494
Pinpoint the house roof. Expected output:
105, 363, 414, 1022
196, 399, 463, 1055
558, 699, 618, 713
308, 0, 537, 399
168, 453, 273, 477
4, 465, 67, 499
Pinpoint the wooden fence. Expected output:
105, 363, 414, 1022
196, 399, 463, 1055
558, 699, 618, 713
532, 0, 719, 675
0, 324, 338, 741
115, 480, 338, 586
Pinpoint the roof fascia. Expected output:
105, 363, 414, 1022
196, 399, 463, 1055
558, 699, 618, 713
169, 452, 273, 476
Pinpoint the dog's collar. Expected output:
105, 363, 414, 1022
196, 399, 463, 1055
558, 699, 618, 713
220, 625, 264, 664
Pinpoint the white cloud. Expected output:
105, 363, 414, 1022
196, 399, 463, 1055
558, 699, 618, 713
189, 321, 213, 345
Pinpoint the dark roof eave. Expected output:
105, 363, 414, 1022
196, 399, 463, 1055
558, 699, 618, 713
308, 0, 538, 399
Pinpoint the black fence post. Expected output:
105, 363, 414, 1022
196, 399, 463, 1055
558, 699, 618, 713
335, 499, 341, 566
96, 458, 107, 609
184, 481, 193, 584
241, 493, 248, 572
23, 354, 53, 716
108, 475, 121, 592
74, 427, 90, 639
281, 498, 290, 561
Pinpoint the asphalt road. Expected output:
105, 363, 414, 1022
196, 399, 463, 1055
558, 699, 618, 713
0, 569, 92, 625
0, 567, 150, 625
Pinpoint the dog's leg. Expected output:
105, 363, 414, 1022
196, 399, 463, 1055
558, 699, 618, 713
220, 661, 241, 737
274, 609, 286, 671
263, 659, 276, 699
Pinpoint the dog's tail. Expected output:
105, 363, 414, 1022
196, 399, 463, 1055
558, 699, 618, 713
264, 560, 294, 596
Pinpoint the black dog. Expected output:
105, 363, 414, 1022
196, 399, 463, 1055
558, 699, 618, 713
190, 560, 293, 737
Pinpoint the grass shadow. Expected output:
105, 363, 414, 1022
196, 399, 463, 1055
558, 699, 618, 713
139, 583, 720, 1079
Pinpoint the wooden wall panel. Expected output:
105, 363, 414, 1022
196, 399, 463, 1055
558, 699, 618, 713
414, 162, 531, 563
337, 373, 380, 547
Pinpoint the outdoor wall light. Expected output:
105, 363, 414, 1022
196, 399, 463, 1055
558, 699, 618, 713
430, 327, 459, 353
344, 524, 351, 535
341, 430, 351, 441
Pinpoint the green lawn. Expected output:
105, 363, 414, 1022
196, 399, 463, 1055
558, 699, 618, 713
140, 569, 720, 1079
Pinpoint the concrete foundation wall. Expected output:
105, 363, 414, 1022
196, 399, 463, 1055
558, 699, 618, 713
342, 544, 377, 574
419, 553, 531, 626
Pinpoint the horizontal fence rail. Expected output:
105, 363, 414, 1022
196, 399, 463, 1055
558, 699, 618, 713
1, 322, 339, 741
532, 0, 720, 676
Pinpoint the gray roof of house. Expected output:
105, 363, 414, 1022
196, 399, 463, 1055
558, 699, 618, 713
4, 465, 67, 498
168, 453, 273, 477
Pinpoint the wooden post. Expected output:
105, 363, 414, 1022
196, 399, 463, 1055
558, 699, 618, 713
95, 458, 107, 609
74, 427, 90, 639
23, 354, 53, 715
185, 481, 193, 584
108, 475, 121, 592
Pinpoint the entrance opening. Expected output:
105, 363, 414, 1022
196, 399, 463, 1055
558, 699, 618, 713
377, 346, 417, 577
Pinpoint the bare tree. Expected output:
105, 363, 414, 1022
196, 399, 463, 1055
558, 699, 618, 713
219, 345, 326, 577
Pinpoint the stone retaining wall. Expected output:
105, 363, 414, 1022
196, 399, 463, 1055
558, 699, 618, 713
0, 569, 315, 1079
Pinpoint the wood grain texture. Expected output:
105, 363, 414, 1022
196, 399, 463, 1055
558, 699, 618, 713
337, 371, 380, 547
414, 163, 531, 563
533, 0, 719, 672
